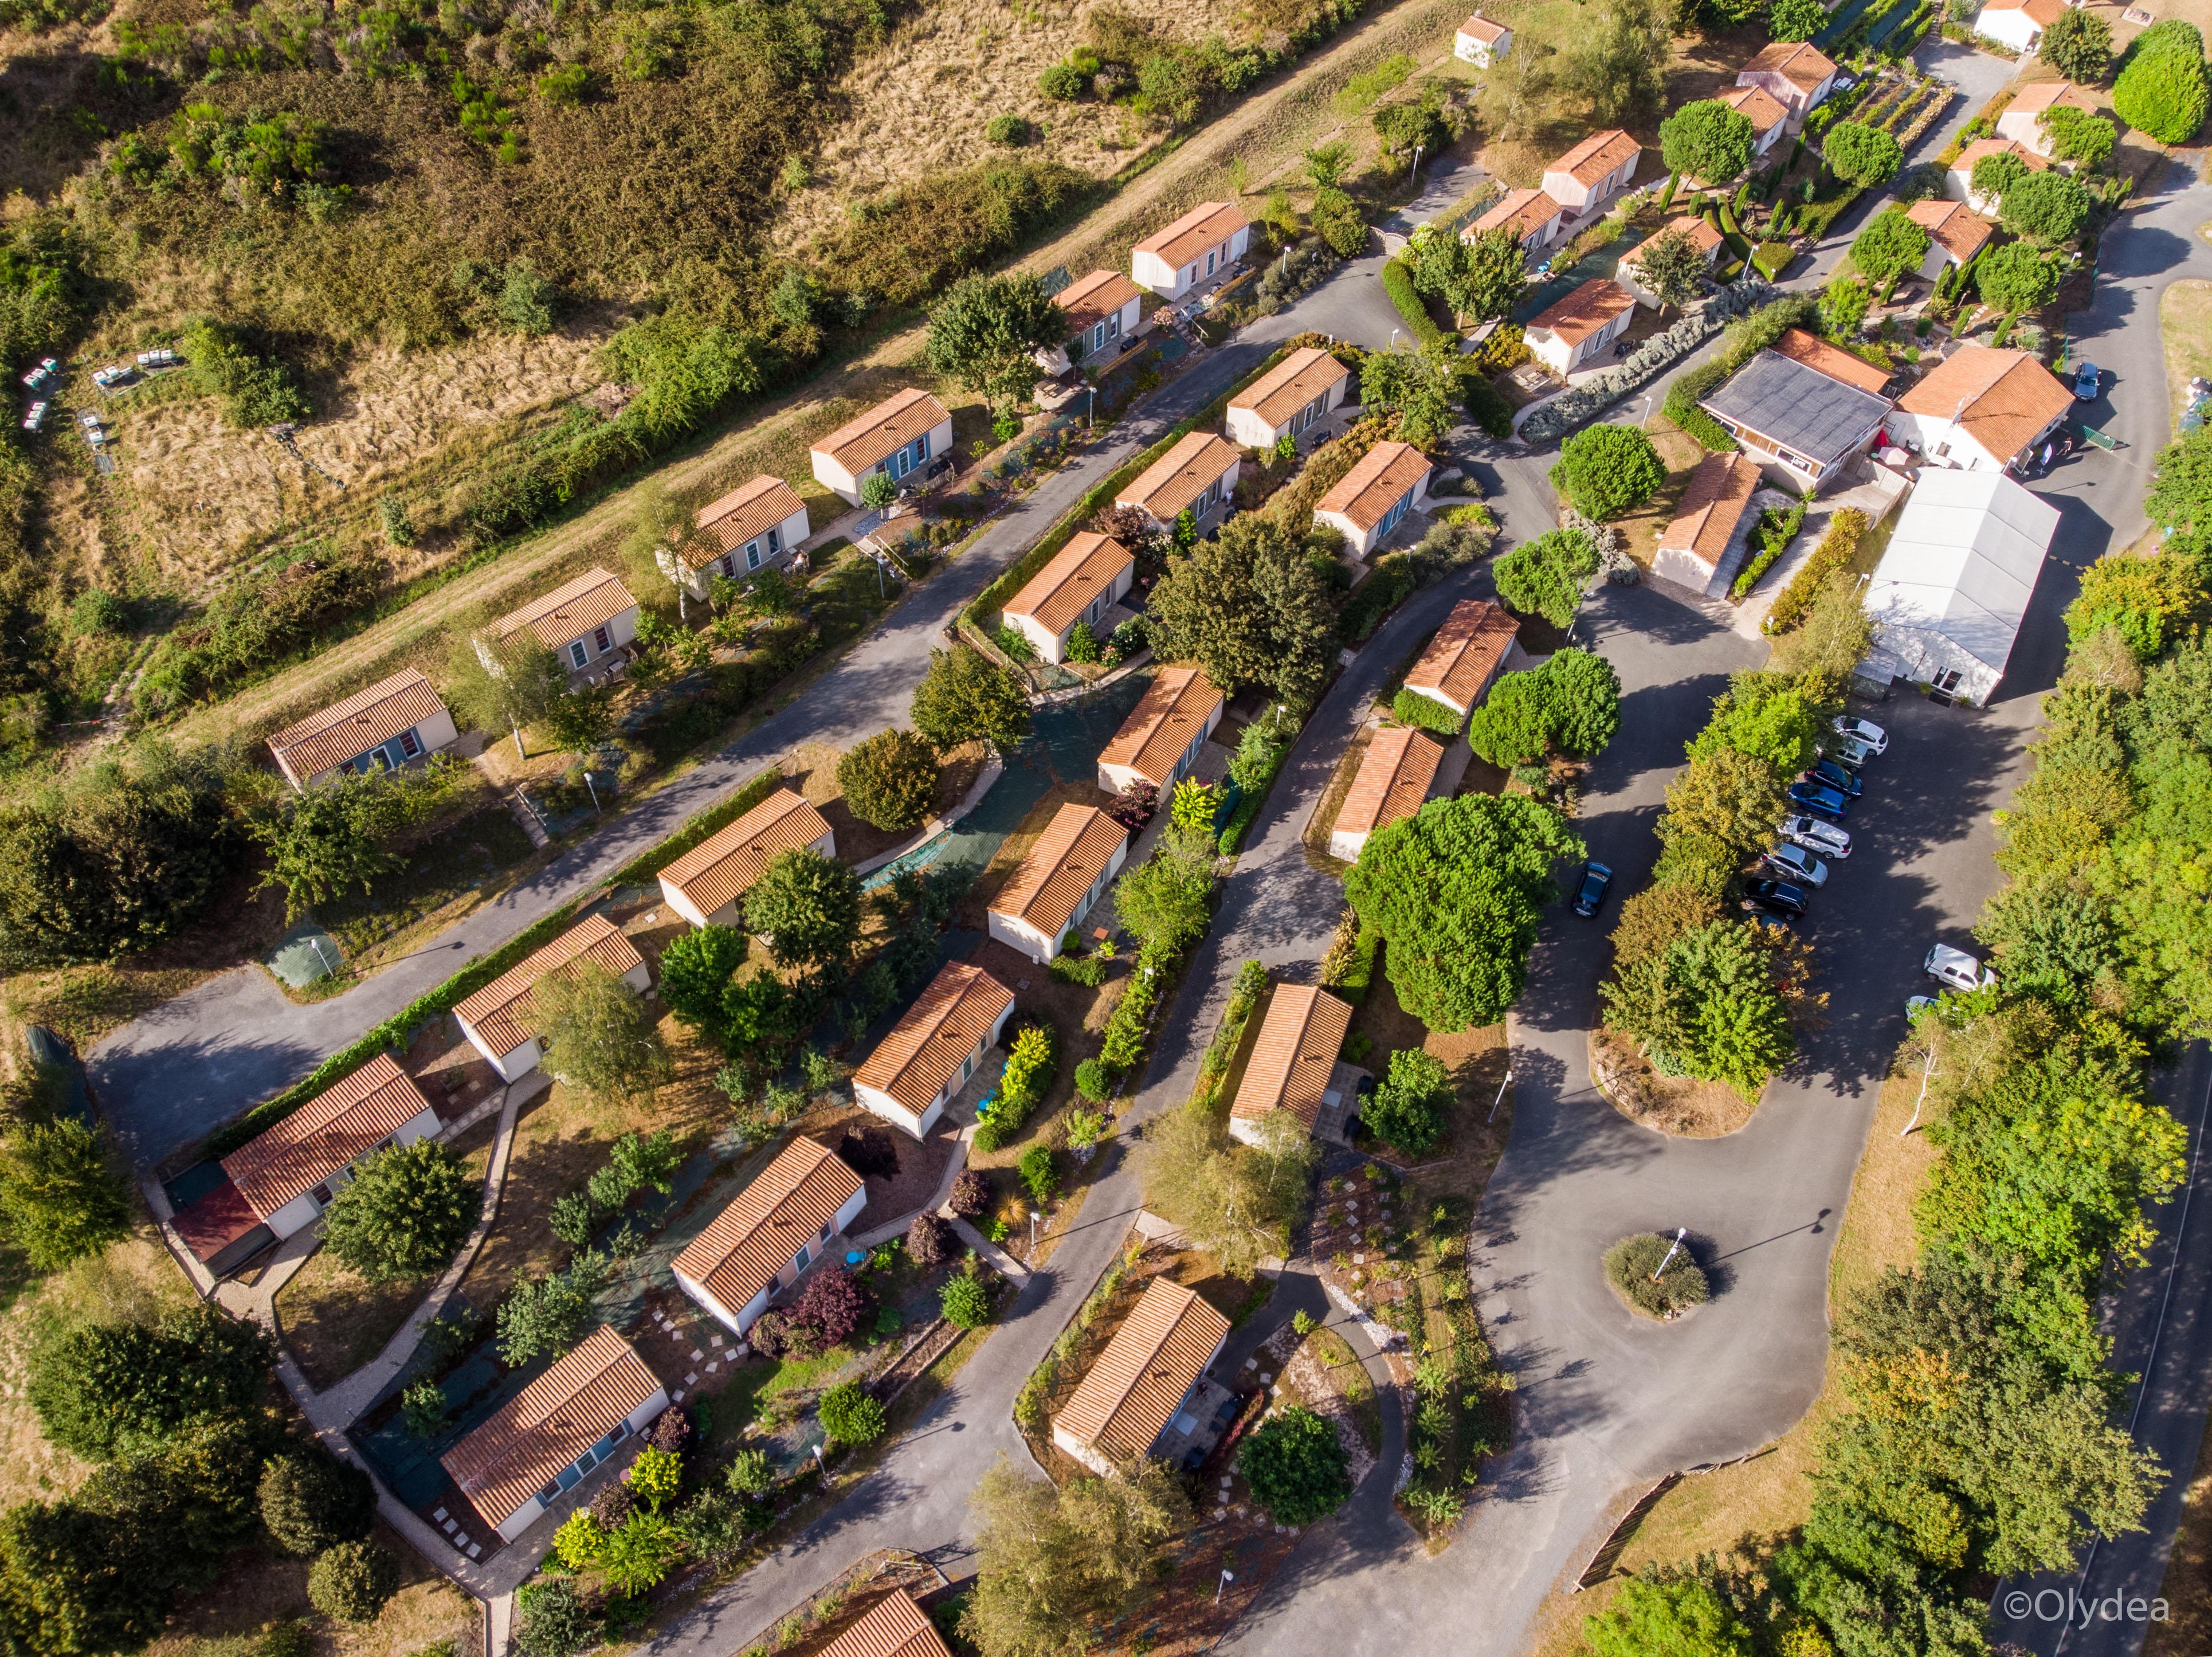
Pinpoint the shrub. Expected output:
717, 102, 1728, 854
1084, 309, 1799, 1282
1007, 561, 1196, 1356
1040, 62, 1088, 99
837, 728, 939, 831
1463, 373, 1513, 439
321, 1139, 477, 1283
513, 1578, 594, 1657
838, 1125, 901, 1178
1074, 1057, 1112, 1100
624, 1444, 683, 1509
726, 1448, 776, 1497
986, 114, 1034, 146
1392, 688, 1462, 734
790, 1266, 869, 1349
941, 1272, 993, 1329
1662, 359, 1734, 452
552, 1509, 606, 1569
948, 1169, 990, 1216
2115, 20, 2209, 143
1017, 1142, 1058, 1204
258, 1449, 374, 1557
1549, 425, 1665, 522
1763, 509, 1865, 635
907, 1212, 953, 1266
1311, 186, 1367, 256
1238, 1406, 1352, 1523
307, 1541, 401, 1623
1602, 1232, 1711, 1318
818, 1381, 888, 1446
1362, 1047, 1452, 1155
1380, 259, 1442, 346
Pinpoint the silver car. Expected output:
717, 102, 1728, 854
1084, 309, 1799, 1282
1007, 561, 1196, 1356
1829, 734, 1880, 768
1924, 944, 1996, 992
1763, 842, 1830, 887
1779, 814, 1851, 860
1833, 716, 1888, 754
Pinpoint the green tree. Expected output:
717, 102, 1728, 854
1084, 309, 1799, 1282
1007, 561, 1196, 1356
2040, 5, 2113, 81
1767, 570, 1876, 679
1687, 672, 1826, 774
1310, 187, 1368, 256
1970, 147, 2030, 209
2065, 547, 2207, 658
1585, 1574, 1754, 1657
654, 923, 749, 1042
321, 1139, 476, 1283
1660, 99, 1755, 184
1629, 228, 1709, 314
1976, 242, 2060, 332
1817, 276, 1870, 341
1768, 0, 1827, 41
1146, 511, 1338, 709
536, 958, 674, 1104
1545, 647, 1625, 758
1304, 140, 1354, 188
924, 272, 1068, 412
1375, 85, 1453, 156
0, 1495, 174, 1656
1345, 794, 1583, 1031
2144, 428, 2212, 553
2114, 19, 2209, 143
744, 847, 864, 976
599, 1511, 682, 1594
2000, 170, 2093, 246
308, 1541, 400, 1623
496, 1249, 610, 1365
1554, 0, 1669, 123
257, 1448, 374, 1557
818, 1381, 888, 1445
1141, 1105, 1317, 1278
1464, 671, 1558, 767
249, 765, 451, 921
1358, 339, 1462, 446
1602, 918, 1795, 1096
1405, 224, 1525, 325
1849, 207, 1931, 299
28, 1309, 271, 1462
1238, 1406, 1351, 1523
1657, 749, 1786, 861
837, 728, 939, 831
1362, 1047, 1452, 1154
910, 646, 1032, 754
445, 629, 568, 759
1493, 528, 1601, 628
1112, 824, 1217, 957
2041, 104, 2117, 166
590, 1129, 683, 1210
1823, 120, 1903, 186
0, 1117, 128, 1271
1550, 425, 1666, 522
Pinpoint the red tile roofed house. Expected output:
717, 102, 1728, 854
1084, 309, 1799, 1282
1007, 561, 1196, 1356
1891, 344, 2074, 475
1905, 199, 1995, 282
1401, 598, 1519, 725
810, 388, 954, 506
671, 1136, 867, 1339
1542, 130, 1640, 216
1654, 451, 1761, 593
1314, 439, 1434, 558
1229, 983, 1355, 1146
1131, 202, 1252, 300
986, 803, 1129, 964
1736, 40, 1837, 128
673, 475, 811, 600
1771, 327, 1893, 395
1996, 79, 2100, 157
440, 1325, 669, 1544
1453, 11, 1512, 65
1041, 270, 1144, 375
453, 914, 650, 1083
491, 567, 639, 680
816, 1589, 955, 1657
1972, 0, 2065, 54
1329, 726, 1442, 861
268, 668, 458, 792
853, 961, 1018, 1138
1001, 532, 1135, 664
1226, 346, 1351, 449
1051, 1278, 1232, 1476
1115, 430, 1241, 533
1619, 216, 1725, 308
218, 1052, 442, 1244
1948, 137, 2046, 213
657, 788, 836, 930
1717, 82, 1791, 162
1465, 187, 1567, 256
1096, 665, 1225, 796
1525, 278, 1637, 377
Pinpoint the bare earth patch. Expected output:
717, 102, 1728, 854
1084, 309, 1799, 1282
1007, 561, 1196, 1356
1587, 1025, 1756, 1138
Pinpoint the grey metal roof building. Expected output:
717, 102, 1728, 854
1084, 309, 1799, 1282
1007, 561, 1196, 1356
1700, 350, 1895, 487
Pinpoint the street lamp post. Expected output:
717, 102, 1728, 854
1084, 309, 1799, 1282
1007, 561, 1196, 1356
1650, 1227, 1688, 1282
1217, 1570, 1236, 1604
1410, 143, 1423, 182
1488, 1068, 1515, 1123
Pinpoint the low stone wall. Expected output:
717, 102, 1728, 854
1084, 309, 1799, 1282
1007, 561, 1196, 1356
1520, 280, 1780, 446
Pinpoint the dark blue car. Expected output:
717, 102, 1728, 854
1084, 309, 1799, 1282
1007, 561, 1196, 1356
1788, 781, 1852, 822
1801, 758, 1863, 798
1572, 861, 1613, 917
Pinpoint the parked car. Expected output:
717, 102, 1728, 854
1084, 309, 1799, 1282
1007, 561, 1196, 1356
1572, 860, 1614, 918
1787, 782, 1852, 822
1827, 734, 1880, 769
1802, 758, 1864, 798
1832, 716, 1887, 754
1763, 843, 1830, 887
2074, 362, 2101, 401
1779, 814, 1852, 859
1907, 995, 1937, 1019
1743, 878, 1810, 919
1746, 911, 1793, 936
1924, 943, 1996, 992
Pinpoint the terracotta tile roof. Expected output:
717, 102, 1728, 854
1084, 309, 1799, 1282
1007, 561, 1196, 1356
269, 668, 448, 782
1548, 128, 1639, 189
1055, 269, 1143, 333
1054, 1279, 1231, 1464
853, 961, 1017, 1118
818, 1590, 953, 1657
1230, 346, 1351, 429
1457, 11, 1508, 42
1335, 726, 1442, 843
1898, 343, 2074, 467
2003, 78, 2097, 117
1642, 214, 1723, 258
440, 1326, 662, 1527
813, 389, 951, 476
1003, 532, 1135, 637
1469, 187, 1563, 244
1316, 440, 1433, 532
1952, 136, 2048, 182
1528, 278, 1636, 346
1405, 597, 1519, 711
453, 913, 646, 1059
671, 1136, 864, 1319
1658, 451, 1759, 569
657, 789, 834, 922
1098, 665, 1223, 786
683, 475, 807, 570
491, 568, 637, 652
1740, 39, 1836, 93
1772, 327, 1892, 394
1905, 198, 1994, 264
1134, 201, 1249, 269
987, 804, 1128, 941
1231, 983, 1355, 1132
1984, 0, 2066, 21
1117, 430, 1240, 522
1717, 81, 1790, 137
219, 1053, 433, 1219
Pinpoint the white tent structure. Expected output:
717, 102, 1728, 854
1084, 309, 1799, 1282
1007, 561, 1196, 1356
1861, 469, 2058, 707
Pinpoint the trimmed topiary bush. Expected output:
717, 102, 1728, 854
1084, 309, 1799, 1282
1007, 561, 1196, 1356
1074, 1057, 1112, 1100
1602, 1232, 1711, 1320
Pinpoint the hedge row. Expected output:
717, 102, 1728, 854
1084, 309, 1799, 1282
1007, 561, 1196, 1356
1762, 508, 1867, 635
1380, 259, 1444, 346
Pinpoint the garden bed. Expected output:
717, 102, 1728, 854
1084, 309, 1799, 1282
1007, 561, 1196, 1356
1587, 1025, 1758, 1137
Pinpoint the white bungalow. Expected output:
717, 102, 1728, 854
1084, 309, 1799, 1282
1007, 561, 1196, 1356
218, 1053, 440, 1244
810, 389, 953, 506
1001, 532, 1135, 664
1131, 202, 1252, 299
656, 788, 837, 930
852, 961, 1018, 1139
1453, 13, 1512, 66
1314, 439, 1432, 558
452, 914, 650, 1083
670, 1137, 868, 1338
669, 476, 811, 600
489, 567, 639, 680
268, 669, 459, 792
1040, 270, 1145, 375
1226, 346, 1351, 450
985, 803, 1129, 964
1095, 665, 1224, 797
